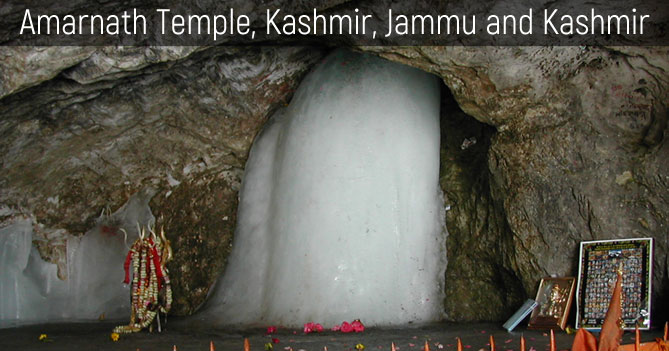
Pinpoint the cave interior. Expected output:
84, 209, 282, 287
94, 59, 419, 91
0, 42, 668, 338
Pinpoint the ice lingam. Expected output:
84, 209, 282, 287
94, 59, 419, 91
203, 49, 447, 327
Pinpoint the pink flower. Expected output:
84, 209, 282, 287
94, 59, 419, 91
303, 322, 323, 333
331, 324, 341, 332
340, 321, 354, 333
272, 338, 280, 344
266, 326, 278, 335
351, 320, 365, 333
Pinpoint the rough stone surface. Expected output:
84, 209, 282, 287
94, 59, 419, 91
438, 91, 524, 321
1, 3, 668, 324
0, 46, 325, 314
152, 169, 241, 316
366, 46, 669, 321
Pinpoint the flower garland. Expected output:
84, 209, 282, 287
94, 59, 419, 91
114, 226, 173, 334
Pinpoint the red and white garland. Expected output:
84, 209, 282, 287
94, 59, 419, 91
114, 226, 173, 334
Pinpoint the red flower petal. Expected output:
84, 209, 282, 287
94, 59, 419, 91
351, 320, 365, 333
340, 322, 353, 333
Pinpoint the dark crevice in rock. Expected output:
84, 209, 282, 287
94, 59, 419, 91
641, 105, 667, 148
439, 84, 525, 321
656, 256, 669, 323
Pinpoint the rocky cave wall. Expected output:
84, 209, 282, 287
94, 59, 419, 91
1, 44, 668, 322
368, 46, 669, 322
438, 90, 524, 321
0, 46, 327, 316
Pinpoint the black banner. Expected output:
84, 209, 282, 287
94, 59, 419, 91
2, 0, 667, 46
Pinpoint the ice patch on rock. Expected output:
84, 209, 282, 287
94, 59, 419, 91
0, 188, 156, 327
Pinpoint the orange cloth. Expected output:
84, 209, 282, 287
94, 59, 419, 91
570, 268, 623, 351
658, 338, 669, 351
570, 267, 669, 351
599, 269, 624, 351
618, 339, 669, 351
572, 329, 599, 351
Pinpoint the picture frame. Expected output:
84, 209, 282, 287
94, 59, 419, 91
527, 277, 576, 330
575, 238, 653, 330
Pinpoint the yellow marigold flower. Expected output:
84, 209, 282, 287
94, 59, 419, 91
110, 332, 120, 342
355, 343, 365, 350
38, 334, 48, 341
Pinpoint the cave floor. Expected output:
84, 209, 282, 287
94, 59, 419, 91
0, 320, 664, 351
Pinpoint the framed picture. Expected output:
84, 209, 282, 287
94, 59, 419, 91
527, 277, 576, 330
575, 238, 653, 330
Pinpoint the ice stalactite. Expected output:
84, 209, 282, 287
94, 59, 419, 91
203, 49, 447, 327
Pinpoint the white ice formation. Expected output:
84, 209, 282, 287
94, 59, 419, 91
203, 49, 446, 327
0, 189, 156, 327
